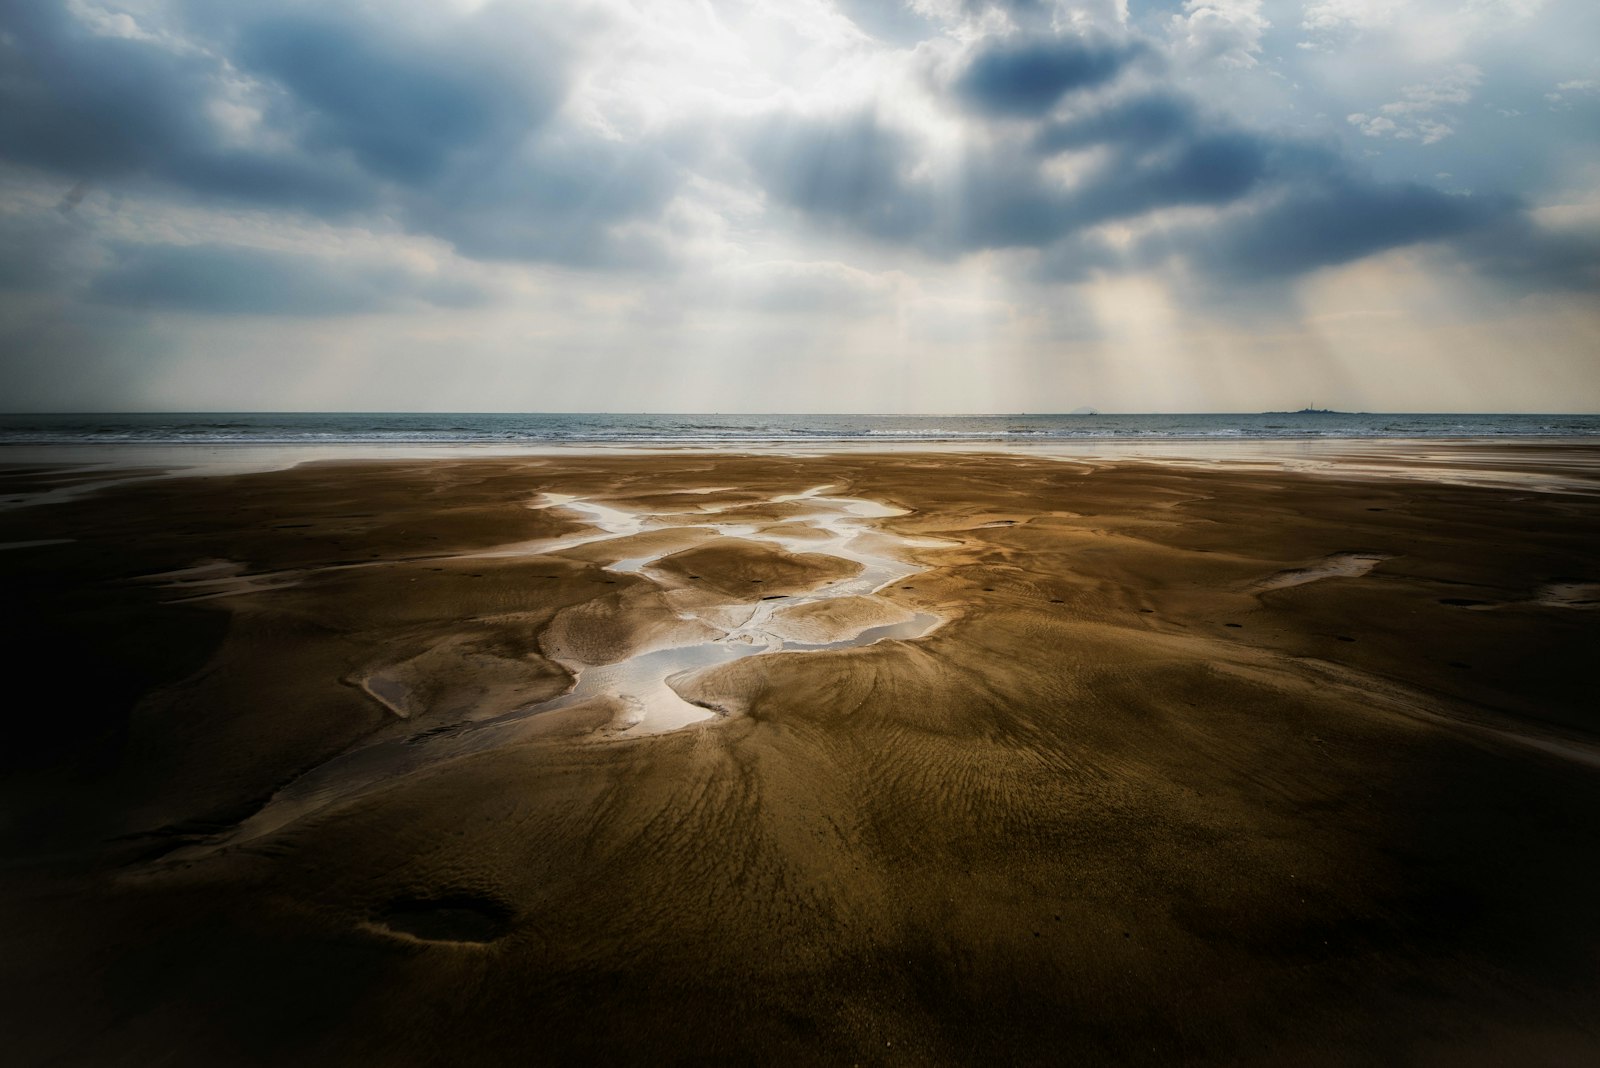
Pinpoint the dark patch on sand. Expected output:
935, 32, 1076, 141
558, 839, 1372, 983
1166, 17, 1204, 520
374, 894, 513, 944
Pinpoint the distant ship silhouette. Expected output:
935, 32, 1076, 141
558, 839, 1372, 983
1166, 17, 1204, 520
1262, 405, 1344, 415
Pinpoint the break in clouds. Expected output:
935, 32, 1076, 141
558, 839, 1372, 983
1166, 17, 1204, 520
1, 0, 1598, 411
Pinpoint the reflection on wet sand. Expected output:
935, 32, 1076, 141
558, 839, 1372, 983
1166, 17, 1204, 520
166, 483, 947, 855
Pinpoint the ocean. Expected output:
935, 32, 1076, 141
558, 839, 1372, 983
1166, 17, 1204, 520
2, 412, 1598, 447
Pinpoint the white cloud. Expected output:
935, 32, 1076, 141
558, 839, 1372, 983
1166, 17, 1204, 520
1545, 78, 1600, 109
1304, 0, 1545, 34
1302, 0, 1401, 33
1169, 0, 1268, 69
1348, 65, 1480, 144
1301, 0, 1547, 63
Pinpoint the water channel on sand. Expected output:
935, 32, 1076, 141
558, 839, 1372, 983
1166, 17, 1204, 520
529, 486, 946, 734
164, 485, 947, 857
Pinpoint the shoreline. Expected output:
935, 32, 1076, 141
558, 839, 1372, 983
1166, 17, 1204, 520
3, 435, 1599, 508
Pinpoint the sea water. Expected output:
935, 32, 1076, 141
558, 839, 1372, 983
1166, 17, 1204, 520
2, 411, 1598, 447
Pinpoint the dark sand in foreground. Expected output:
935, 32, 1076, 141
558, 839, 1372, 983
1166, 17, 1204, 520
2, 447, 1599, 1065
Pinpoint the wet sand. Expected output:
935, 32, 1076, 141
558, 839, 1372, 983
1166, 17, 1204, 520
1, 447, 1599, 1065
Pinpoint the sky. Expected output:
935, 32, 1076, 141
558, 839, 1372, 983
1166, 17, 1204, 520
0, 0, 1597, 413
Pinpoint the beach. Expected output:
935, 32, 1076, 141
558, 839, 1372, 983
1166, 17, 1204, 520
2, 444, 1598, 1064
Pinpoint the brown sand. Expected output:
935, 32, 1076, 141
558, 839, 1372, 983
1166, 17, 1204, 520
1, 447, 1599, 1064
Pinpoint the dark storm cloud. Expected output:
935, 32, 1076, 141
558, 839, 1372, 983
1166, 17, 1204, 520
746, 101, 1273, 255
949, 0, 1057, 23
407, 130, 680, 268
747, 75, 1520, 284
955, 35, 1147, 116
0, 210, 99, 293
0, 4, 213, 178
1179, 178, 1510, 280
1, 0, 1587, 302
0, 2, 679, 269
1459, 216, 1600, 293
228, 9, 561, 186
1074, 131, 1271, 221
0, 4, 372, 214
87, 243, 490, 316
747, 112, 932, 243
216, 2, 679, 266
1034, 92, 1199, 152
949, 129, 1272, 254
1032, 231, 1125, 282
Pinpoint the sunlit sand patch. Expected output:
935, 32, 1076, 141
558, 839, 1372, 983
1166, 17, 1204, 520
539, 586, 723, 667
650, 540, 863, 599
762, 596, 917, 646
1251, 552, 1395, 592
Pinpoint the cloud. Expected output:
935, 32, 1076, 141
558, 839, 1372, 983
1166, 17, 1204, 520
0, 4, 372, 214
1545, 79, 1600, 109
404, 130, 681, 268
0, 207, 102, 293
747, 100, 1272, 256
224, 5, 565, 186
0, 4, 217, 178
86, 243, 490, 316
4, 0, 1549, 292
1034, 93, 1200, 151
1169, 0, 1268, 69
1167, 176, 1510, 280
1459, 213, 1600, 292
0, 0, 1595, 417
1301, 0, 1402, 34
1032, 230, 1125, 282
953, 34, 1146, 117
718, 260, 901, 314
746, 111, 932, 243
0, 2, 682, 268
833, 0, 938, 44
1304, 0, 1547, 35
745, 81, 1515, 285
914, 0, 1131, 35
1347, 65, 1481, 145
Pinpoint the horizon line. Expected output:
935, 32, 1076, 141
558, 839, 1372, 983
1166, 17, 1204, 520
4, 410, 1600, 418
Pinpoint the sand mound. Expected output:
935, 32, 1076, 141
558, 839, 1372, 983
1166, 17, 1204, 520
652, 538, 862, 599
359, 635, 570, 723
765, 595, 916, 645
541, 585, 721, 666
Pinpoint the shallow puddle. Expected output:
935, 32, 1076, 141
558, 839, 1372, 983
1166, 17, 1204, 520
1253, 552, 1395, 592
